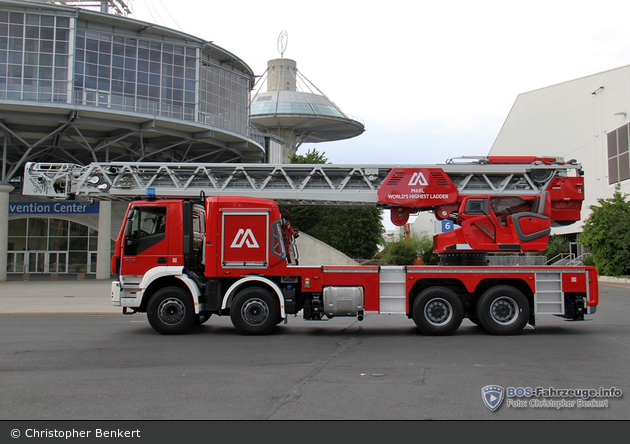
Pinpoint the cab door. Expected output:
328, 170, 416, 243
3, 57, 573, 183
120, 205, 170, 276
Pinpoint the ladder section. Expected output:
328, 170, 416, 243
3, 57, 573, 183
23, 159, 579, 203
535, 272, 564, 314
379, 266, 408, 314
24, 162, 387, 204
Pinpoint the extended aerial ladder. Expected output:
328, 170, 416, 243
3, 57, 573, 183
22, 155, 584, 256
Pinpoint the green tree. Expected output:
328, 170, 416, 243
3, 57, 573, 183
288, 148, 329, 164
382, 231, 439, 266
543, 234, 571, 262
579, 184, 630, 276
382, 233, 421, 265
417, 232, 440, 265
282, 148, 384, 259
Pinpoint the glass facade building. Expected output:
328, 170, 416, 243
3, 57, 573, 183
0, 8, 255, 142
7, 217, 105, 274
0, 11, 70, 103
0, 1, 267, 276
74, 31, 200, 120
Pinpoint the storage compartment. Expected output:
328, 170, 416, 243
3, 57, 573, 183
323, 286, 364, 318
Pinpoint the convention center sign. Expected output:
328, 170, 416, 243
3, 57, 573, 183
9, 202, 100, 214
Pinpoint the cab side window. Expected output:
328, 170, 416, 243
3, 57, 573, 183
134, 207, 167, 237
125, 207, 167, 255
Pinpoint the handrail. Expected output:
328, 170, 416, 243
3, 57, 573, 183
546, 252, 575, 265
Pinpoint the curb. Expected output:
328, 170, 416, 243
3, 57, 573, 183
598, 276, 630, 284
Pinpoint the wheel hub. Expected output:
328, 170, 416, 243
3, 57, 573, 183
158, 298, 186, 325
242, 298, 269, 326
490, 297, 518, 325
425, 298, 453, 326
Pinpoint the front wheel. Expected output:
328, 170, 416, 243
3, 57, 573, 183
475, 286, 530, 335
412, 287, 464, 335
230, 287, 279, 335
147, 286, 195, 335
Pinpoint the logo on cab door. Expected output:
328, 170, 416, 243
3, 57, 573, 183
230, 228, 260, 248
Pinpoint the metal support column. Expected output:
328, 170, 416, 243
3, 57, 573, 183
0, 184, 14, 281
96, 200, 112, 280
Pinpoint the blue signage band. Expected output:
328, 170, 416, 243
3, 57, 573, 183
9, 202, 100, 214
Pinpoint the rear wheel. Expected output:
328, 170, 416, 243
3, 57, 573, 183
412, 287, 464, 335
230, 287, 279, 335
147, 286, 195, 335
475, 285, 530, 335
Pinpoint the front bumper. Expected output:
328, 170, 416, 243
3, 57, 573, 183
111, 280, 143, 308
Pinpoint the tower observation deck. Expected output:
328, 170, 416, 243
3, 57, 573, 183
250, 57, 365, 163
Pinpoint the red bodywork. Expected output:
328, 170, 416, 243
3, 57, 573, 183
377, 161, 584, 253
110, 193, 598, 313
111, 199, 185, 275
204, 196, 289, 276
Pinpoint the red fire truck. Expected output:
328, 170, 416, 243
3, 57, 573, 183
23, 156, 598, 336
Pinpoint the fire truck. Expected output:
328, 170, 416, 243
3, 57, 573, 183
23, 156, 598, 336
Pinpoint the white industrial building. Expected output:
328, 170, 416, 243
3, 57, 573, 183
490, 63, 630, 234
412, 63, 630, 242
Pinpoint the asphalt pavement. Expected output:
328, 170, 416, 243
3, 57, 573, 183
0, 274, 628, 423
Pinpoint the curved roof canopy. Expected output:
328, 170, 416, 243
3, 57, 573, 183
251, 90, 365, 143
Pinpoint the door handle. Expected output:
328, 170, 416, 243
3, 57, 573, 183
157, 257, 167, 264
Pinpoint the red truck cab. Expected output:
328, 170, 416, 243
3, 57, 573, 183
112, 199, 188, 276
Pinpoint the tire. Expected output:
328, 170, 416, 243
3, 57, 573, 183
147, 286, 196, 335
412, 287, 464, 335
475, 285, 530, 335
230, 287, 279, 335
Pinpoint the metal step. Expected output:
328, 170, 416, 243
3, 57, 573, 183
379, 266, 407, 314
535, 272, 564, 314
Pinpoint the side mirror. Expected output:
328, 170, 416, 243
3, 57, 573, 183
123, 217, 137, 256
124, 219, 132, 238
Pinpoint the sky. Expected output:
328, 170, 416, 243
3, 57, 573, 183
127, 0, 630, 229
128, 0, 630, 165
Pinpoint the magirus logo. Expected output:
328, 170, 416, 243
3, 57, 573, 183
231, 228, 259, 248
408, 171, 429, 186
